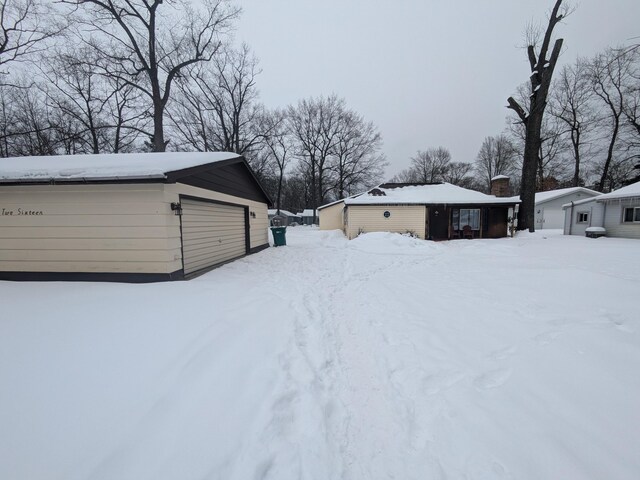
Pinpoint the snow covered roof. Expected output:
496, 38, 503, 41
344, 183, 519, 206
596, 181, 640, 201
299, 209, 315, 216
491, 175, 510, 181
317, 198, 346, 210
561, 196, 600, 209
268, 209, 298, 217
0, 152, 240, 183
534, 187, 600, 204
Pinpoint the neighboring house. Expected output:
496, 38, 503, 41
563, 180, 640, 239
533, 187, 601, 229
298, 209, 316, 225
0, 152, 272, 282
318, 178, 519, 240
268, 209, 301, 226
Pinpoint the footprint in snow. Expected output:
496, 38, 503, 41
489, 345, 517, 360
474, 368, 512, 391
422, 371, 465, 395
534, 331, 563, 346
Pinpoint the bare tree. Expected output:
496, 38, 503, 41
589, 47, 635, 191
288, 95, 343, 219
408, 147, 452, 183
474, 135, 518, 192
330, 109, 386, 199
0, 79, 58, 156
550, 58, 597, 186
261, 108, 291, 212
62, 0, 240, 152
507, 0, 569, 231
0, 0, 60, 74
169, 43, 264, 156
443, 161, 474, 188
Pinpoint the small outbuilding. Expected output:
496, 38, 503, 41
0, 152, 271, 282
319, 180, 519, 240
533, 187, 600, 229
268, 209, 301, 226
563, 180, 640, 239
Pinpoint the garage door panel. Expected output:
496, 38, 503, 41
181, 198, 247, 275
183, 237, 247, 255
182, 211, 246, 220
183, 250, 245, 272
183, 244, 246, 264
181, 229, 246, 242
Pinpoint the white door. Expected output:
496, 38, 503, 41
180, 198, 247, 276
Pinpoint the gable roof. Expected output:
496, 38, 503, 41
0, 152, 272, 205
534, 187, 600, 204
318, 198, 347, 210
0, 152, 239, 182
344, 182, 519, 206
596, 180, 640, 201
268, 209, 298, 217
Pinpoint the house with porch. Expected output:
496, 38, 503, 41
318, 178, 519, 240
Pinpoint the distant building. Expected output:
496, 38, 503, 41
298, 209, 317, 225
268, 209, 301, 226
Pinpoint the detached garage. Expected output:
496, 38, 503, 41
0, 152, 271, 282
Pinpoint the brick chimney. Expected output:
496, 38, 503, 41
490, 175, 511, 197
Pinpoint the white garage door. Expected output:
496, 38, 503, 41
181, 198, 247, 276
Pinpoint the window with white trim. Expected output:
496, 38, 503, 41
623, 207, 640, 223
577, 211, 589, 223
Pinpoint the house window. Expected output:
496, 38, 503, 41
577, 212, 589, 223
623, 207, 640, 223
452, 208, 480, 230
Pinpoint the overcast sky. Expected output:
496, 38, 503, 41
235, 0, 640, 178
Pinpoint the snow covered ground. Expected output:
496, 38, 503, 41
1, 227, 639, 480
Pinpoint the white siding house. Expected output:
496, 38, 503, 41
562, 197, 604, 236
534, 187, 601, 229
563, 181, 640, 239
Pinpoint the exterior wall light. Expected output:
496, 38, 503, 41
171, 202, 182, 215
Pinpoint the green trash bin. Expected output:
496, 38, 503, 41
271, 226, 287, 246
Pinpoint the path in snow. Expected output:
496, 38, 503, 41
1, 228, 639, 480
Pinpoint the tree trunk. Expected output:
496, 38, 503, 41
508, 0, 565, 232
152, 102, 166, 152
572, 129, 580, 187
598, 117, 620, 191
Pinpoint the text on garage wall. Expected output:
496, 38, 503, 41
1, 208, 44, 216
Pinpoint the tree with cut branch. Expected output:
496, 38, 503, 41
62, 0, 240, 152
507, 0, 569, 231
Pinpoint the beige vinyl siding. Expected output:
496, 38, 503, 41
181, 199, 247, 275
0, 184, 181, 273
319, 201, 345, 231
164, 183, 268, 249
346, 205, 426, 239
602, 199, 640, 239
